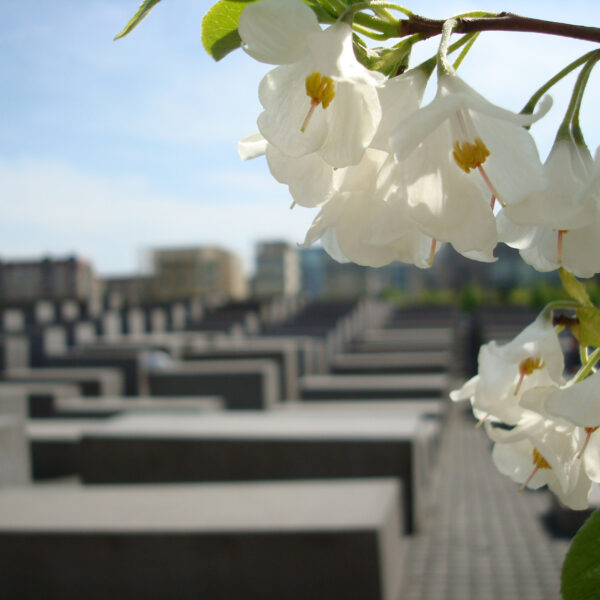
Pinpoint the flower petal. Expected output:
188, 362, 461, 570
371, 69, 428, 152
238, 133, 267, 161
238, 0, 320, 65
258, 60, 329, 157
544, 372, 600, 428
266, 145, 339, 207
318, 82, 381, 167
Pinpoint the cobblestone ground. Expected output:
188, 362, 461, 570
400, 403, 571, 600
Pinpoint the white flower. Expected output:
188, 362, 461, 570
488, 414, 593, 510
499, 144, 600, 277
370, 68, 428, 153
388, 72, 551, 259
450, 315, 565, 425
299, 149, 438, 267
239, 0, 384, 167
523, 372, 600, 483
238, 132, 341, 207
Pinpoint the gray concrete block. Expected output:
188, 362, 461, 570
3, 309, 25, 332
35, 301, 55, 324
27, 419, 98, 479
0, 335, 29, 370
300, 373, 448, 400
0, 382, 80, 418
0, 479, 403, 600
330, 351, 450, 375
148, 359, 279, 410
54, 395, 224, 418
3, 366, 124, 397
0, 416, 30, 485
79, 412, 428, 532
184, 340, 298, 402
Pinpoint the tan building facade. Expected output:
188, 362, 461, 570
150, 247, 247, 302
0, 256, 95, 303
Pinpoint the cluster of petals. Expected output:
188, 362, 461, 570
238, 0, 562, 270
498, 140, 600, 277
451, 315, 600, 509
239, 1, 600, 280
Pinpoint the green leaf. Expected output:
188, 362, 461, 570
560, 268, 593, 307
301, 0, 336, 22
576, 306, 600, 347
561, 508, 600, 600
201, 0, 333, 62
201, 0, 258, 61
353, 38, 411, 76
114, 0, 163, 41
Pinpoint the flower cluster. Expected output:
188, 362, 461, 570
451, 314, 599, 509
238, 0, 600, 275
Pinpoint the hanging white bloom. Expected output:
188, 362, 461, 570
450, 315, 565, 425
300, 149, 439, 267
525, 372, 600, 483
488, 414, 593, 510
370, 68, 429, 153
388, 57, 551, 258
239, 0, 384, 168
499, 144, 600, 277
238, 132, 340, 207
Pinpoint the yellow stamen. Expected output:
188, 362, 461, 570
578, 426, 599, 459
453, 137, 490, 173
557, 230, 568, 265
513, 357, 545, 396
301, 72, 335, 133
518, 447, 551, 492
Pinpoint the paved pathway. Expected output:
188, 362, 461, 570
400, 403, 571, 600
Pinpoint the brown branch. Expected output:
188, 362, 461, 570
399, 13, 600, 44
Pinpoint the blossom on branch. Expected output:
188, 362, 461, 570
450, 315, 565, 425
239, 0, 384, 168
499, 143, 600, 277
488, 414, 594, 510
388, 72, 551, 260
299, 149, 440, 267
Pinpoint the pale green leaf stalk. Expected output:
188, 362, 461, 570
114, 0, 163, 41
559, 268, 593, 307
576, 306, 600, 349
521, 49, 600, 115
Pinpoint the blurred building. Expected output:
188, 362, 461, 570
299, 247, 409, 298
427, 244, 560, 291
102, 275, 152, 308
0, 255, 97, 304
253, 241, 300, 298
149, 246, 248, 302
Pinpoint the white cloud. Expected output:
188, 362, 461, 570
0, 158, 316, 275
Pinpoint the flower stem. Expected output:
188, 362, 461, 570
574, 347, 600, 382
453, 32, 480, 69
556, 52, 600, 143
342, 1, 413, 19
521, 49, 600, 116
540, 300, 581, 322
416, 32, 478, 76
571, 54, 600, 146
580, 344, 589, 366
353, 12, 401, 37
438, 19, 459, 76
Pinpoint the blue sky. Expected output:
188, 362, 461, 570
0, 0, 598, 275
